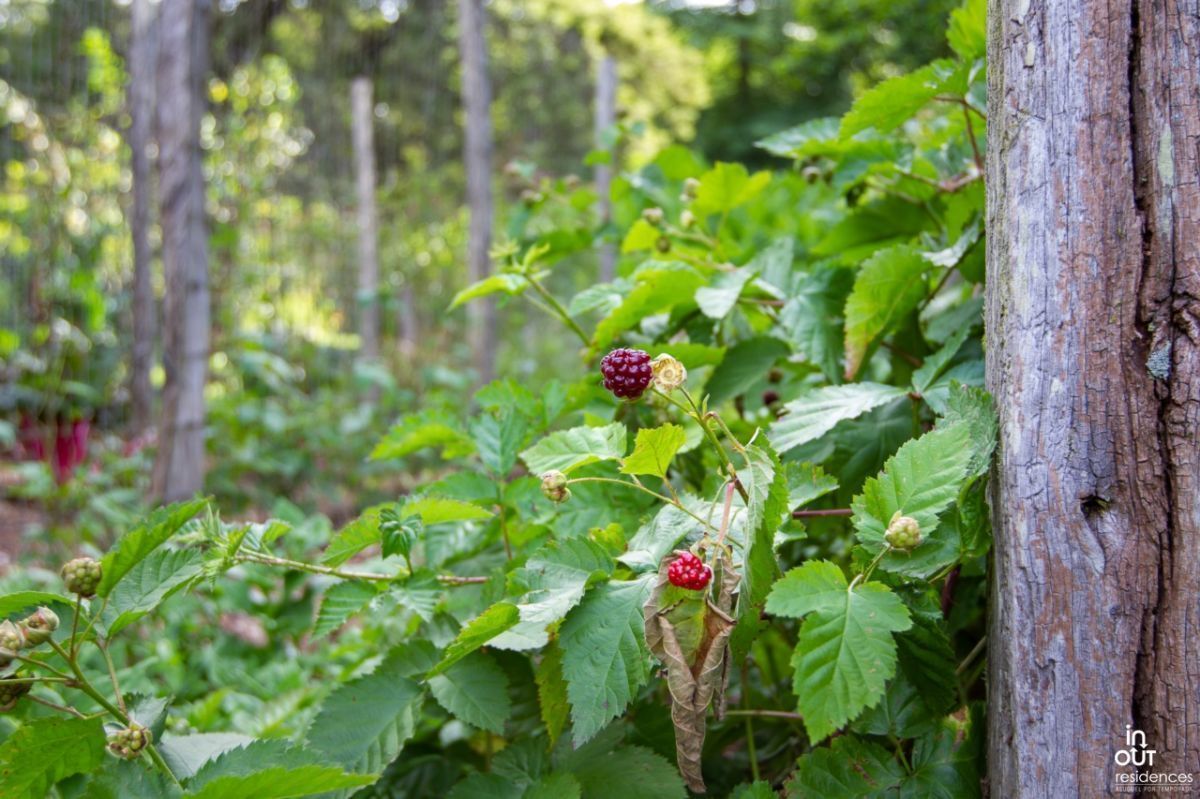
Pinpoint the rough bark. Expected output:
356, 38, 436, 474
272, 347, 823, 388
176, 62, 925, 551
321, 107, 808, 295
594, 52, 618, 283
350, 75, 381, 370
457, 0, 497, 384
152, 0, 211, 503
128, 0, 158, 432
986, 0, 1200, 794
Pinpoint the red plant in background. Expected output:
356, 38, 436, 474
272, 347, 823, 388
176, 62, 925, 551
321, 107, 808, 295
14, 413, 91, 483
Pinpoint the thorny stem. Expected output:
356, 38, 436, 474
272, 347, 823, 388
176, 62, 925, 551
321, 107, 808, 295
235, 551, 486, 585
525, 272, 590, 345
678, 388, 750, 502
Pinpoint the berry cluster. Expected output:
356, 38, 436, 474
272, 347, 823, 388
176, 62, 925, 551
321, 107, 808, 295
62, 557, 102, 597
107, 723, 152, 760
668, 552, 713, 591
0, 605, 60, 713
540, 470, 570, 503
0, 622, 25, 669
885, 513, 922, 550
600, 348, 653, 400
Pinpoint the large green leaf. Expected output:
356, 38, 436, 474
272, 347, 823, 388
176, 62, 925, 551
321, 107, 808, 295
621, 424, 686, 479
591, 264, 705, 350
692, 162, 771, 216
0, 591, 74, 619
98, 499, 207, 597
535, 640, 570, 748
779, 265, 855, 382
158, 733, 255, 780
490, 538, 614, 651
449, 273, 529, 310
0, 716, 106, 799
183, 766, 374, 799
520, 422, 627, 475
559, 576, 654, 745
471, 410, 528, 476
947, 0, 986, 61
784, 734, 903, 798
851, 422, 973, 575
106, 548, 203, 636
843, 245, 930, 379
428, 651, 512, 734
306, 649, 425, 772
568, 744, 687, 799
323, 497, 492, 567
312, 581, 379, 638
369, 413, 475, 461
705, 336, 789, 406
695, 266, 755, 319
429, 603, 519, 674
766, 561, 912, 740
770, 383, 908, 454
840, 60, 960, 138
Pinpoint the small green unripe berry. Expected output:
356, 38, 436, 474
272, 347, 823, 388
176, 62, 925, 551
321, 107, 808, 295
61, 557, 102, 597
680, 210, 696, 228
884, 512, 922, 550
20, 607, 59, 647
0, 677, 31, 712
642, 207, 664, 226
655, 235, 671, 254
681, 177, 701, 200
107, 723, 152, 759
0, 621, 25, 669
540, 470, 570, 503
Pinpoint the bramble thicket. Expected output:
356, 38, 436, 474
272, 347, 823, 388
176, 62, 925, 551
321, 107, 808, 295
0, 0, 1006, 795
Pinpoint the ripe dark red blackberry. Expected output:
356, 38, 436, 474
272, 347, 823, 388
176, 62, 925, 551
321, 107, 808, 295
600, 348, 653, 400
668, 552, 712, 591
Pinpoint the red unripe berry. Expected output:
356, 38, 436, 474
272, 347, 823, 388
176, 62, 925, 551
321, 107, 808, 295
667, 552, 712, 591
600, 348, 653, 400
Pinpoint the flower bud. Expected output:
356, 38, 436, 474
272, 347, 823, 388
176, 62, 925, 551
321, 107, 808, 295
642, 207, 664, 226
682, 177, 701, 200
0, 621, 26, 668
540, 470, 571, 503
20, 607, 59, 647
680, 209, 696, 228
651, 354, 688, 393
884, 511, 922, 550
107, 723, 152, 759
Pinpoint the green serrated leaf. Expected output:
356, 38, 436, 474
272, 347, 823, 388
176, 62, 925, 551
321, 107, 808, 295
323, 498, 491, 567
158, 733, 255, 780
947, 0, 986, 61
0, 591, 74, 619
98, 499, 207, 597
524, 772, 582, 799
312, 581, 378, 638
840, 60, 961, 138
705, 336, 790, 406
520, 422, 627, 475
306, 649, 425, 772
692, 162, 771, 216
784, 734, 904, 798
106, 548, 203, 636
0, 716, 106, 799
843, 245, 930, 380
851, 422, 974, 576
471, 410, 528, 476
766, 561, 912, 740
430, 603, 519, 674
779, 265, 855, 382
940, 384, 997, 480
492, 539, 614, 651
535, 640, 570, 748
621, 424, 686, 479
590, 264, 705, 351
771, 382, 908, 454
896, 614, 959, 715
695, 266, 755, 320
568, 744, 687, 799
449, 273, 529, 310
428, 651, 512, 734
786, 462, 840, 509
183, 766, 375, 799
369, 413, 475, 461
559, 576, 654, 745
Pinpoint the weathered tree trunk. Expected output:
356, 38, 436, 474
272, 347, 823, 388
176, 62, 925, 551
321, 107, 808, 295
398, 283, 418, 359
152, 0, 211, 503
594, 52, 617, 283
350, 75, 381, 369
128, 0, 158, 432
986, 0, 1200, 794
457, 0, 497, 384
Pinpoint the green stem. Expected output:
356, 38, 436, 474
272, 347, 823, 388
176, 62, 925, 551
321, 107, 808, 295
956, 635, 987, 677
568, 476, 712, 531
235, 552, 487, 585
526, 273, 589, 345
95, 639, 127, 714
724, 709, 804, 721
27, 695, 86, 718
857, 545, 891, 587
679, 388, 749, 502
9, 652, 72, 681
